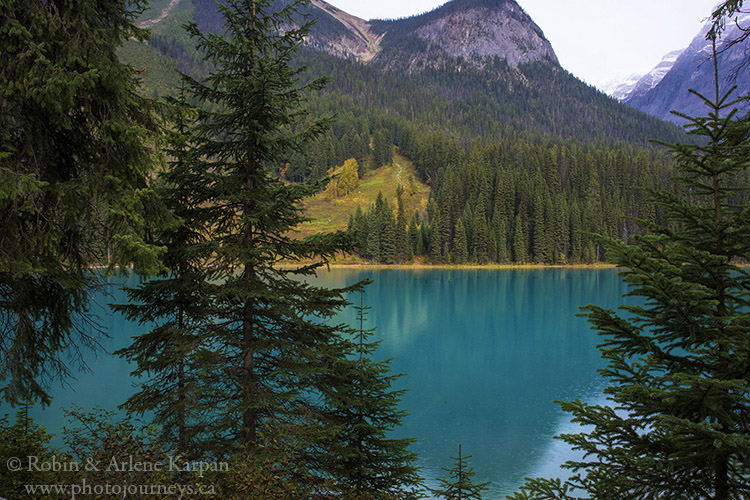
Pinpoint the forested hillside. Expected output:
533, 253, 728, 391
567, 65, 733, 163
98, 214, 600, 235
120, 0, 704, 264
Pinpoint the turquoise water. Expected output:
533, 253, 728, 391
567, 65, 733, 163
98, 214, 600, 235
2, 268, 633, 499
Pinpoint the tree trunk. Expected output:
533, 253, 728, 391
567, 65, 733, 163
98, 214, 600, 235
177, 307, 186, 452
241, 0, 259, 449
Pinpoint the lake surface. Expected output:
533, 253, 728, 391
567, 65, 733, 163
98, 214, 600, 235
2, 268, 634, 499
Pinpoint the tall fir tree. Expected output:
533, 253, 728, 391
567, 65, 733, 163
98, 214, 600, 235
510, 41, 750, 500
182, 0, 360, 453
409, 212, 424, 257
430, 444, 490, 500
396, 187, 409, 262
0, 405, 55, 496
430, 205, 444, 263
373, 128, 393, 167
113, 97, 217, 457
320, 290, 423, 499
453, 219, 468, 264
0, 0, 165, 405
473, 204, 489, 264
512, 212, 527, 263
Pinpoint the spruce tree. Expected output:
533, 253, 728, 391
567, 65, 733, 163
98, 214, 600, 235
0, 405, 55, 496
454, 219, 469, 264
182, 0, 359, 452
320, 291, 422, 499
409, 212, 424, 257
113, 98, 217, 457
512, 212, 527, 263
0, 0, 164, 405
430, 444, 490, 500
396, 188, 409, 262
474, 205, 489, 264
430, 208, 444, 263
510, 43, 750, 500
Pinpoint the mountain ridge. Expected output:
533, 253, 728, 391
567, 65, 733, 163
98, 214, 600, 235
624, 12, 750, 122
128, 0, 685, 148
370, 0, 558, 69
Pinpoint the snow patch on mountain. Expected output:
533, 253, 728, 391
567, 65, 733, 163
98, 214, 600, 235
623, 8, 750, 123
599, 73, 643, 100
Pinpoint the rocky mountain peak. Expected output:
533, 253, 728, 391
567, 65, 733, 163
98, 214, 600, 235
296, 0, 559, 69
406, 0, 558, 66
367, 0, 558, 68
623, 11, 750, 123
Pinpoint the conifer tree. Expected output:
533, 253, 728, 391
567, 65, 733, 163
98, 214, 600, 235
454, 219, 468, 264
381, 210, 397, 264
473, 204, 489, 264
494, 213, 509, 263
512, 212, 527, 263
0, 405, 55, 496
373, 128, 393, 167
320, 291, 422, 499
0, 0, 164, 405
510, 43, 750, 500
430, 444, 490, 500
396, 188, 409, 262
430, 207, 444, 262
113, 98, 217, 457
182, 0, 359, 452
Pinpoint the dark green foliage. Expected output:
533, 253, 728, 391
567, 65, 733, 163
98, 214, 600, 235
113, 98, 217, 457
408, 211, 424, 257
373, 128, 394, 168
178, 0, 360, 455
61, 407, 177, 495
0, 405, 55, 498
0, 0, 165, 405
320, 291, 422, 499
453, 218, 468, 264
710, 1, 747, 39
396, 188, 409, 262
510, 48, 750, 500
360, 192, 398, 263
345, 134, 681, 264
430, 444, 490, 500
218, 427, 325, 500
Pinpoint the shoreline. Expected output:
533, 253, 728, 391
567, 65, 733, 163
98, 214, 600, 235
276, 261, 619, 270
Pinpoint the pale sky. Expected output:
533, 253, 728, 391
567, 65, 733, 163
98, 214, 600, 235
324, 0, 719, 90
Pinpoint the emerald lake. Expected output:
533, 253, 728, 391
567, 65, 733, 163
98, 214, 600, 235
4, 268, 634, 499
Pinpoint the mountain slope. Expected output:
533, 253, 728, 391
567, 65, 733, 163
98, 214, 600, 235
370, 0, 557, 70
133, 0, 682, 145
118, 0, 693, 265
620, 49, 684, 102
600, 73, 643, 100
307, 0, 384, 61
624, 13, 750, 122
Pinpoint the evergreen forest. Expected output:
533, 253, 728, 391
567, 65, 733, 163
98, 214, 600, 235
0, 0, 748, 499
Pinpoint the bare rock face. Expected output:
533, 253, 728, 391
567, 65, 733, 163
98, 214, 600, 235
624, 13, 750, 123
301, 0, 558, 70
306, 0, 383, 62
411, 1, 558, 67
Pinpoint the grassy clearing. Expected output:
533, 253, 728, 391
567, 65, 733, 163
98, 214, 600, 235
295, 154, 430, 239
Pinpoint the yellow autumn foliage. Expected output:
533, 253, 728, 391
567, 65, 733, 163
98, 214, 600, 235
323, 158, 360, 199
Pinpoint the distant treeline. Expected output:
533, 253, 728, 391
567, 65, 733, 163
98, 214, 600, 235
346, 133, 681, 264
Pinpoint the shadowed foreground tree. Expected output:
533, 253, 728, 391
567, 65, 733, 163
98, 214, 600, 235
509, 44, 750, 500
0, 0, 165, 406
113, 98, 218, 458
319, 290, 423, 499
431, 444, 490, 500
179, 0, 361, 458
